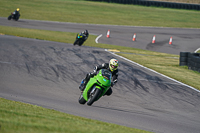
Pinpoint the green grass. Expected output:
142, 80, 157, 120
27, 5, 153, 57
1, 0, 200, 28
0, 25, 76, 44
0, 0, 200, 132
118, 53, 200, 89
0, 98, 151, 133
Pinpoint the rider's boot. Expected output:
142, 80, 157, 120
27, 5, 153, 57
79, 79, 86, 91
79, 73, 92, 92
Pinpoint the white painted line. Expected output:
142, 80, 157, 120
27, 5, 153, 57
194, 48, 200, 53
95, 34, 102, 43
105, 49, 200, 93
137, 78, 181, 85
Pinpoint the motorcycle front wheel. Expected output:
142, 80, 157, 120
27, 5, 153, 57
73, 39, 79, 45
15, 17, 19, 21
87, 88, 102, 106
78, 41, 84, 46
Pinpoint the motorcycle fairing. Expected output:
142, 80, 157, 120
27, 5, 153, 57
82, 69, 111, 101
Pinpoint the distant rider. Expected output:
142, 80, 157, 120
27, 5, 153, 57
13, 8, 20, 20
73, 29, 89, 45
81, 29, 89, 41
79, 59, 119, 96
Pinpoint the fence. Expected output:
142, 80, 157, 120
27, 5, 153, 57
88, 0, 200, 10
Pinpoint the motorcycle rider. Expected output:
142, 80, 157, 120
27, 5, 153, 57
81, 29, 89, 41
13, 8, 20, 20
73, 30, 89, 45
79, 59, 119, 96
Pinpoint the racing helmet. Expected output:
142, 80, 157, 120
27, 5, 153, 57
109, 59, 118, 72
16, 8, 20, 11
84, 30, 88, 35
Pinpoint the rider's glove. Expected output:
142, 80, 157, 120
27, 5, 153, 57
90, 72, 96, 77
93, 70, 97, 75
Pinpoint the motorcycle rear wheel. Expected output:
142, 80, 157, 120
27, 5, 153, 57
8, 15, 12, 20
87, 88, 102, 106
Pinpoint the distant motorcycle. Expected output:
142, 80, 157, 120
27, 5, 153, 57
8, 12, 20, 21
73, 33, 87, 46
78, 69, 112, 106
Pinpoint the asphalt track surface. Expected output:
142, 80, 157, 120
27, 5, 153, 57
0, 17, 200, 133
0, 17, 200, 55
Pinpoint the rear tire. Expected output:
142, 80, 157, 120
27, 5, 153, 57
180, 52, 189, 57
179, 61, 187, 66
87, 88, 102, 106
179, 57, 187, 62
78, 93, 86, 104
8, 15, 12, 20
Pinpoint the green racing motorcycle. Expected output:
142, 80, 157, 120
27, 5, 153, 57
78, 69, 112, 106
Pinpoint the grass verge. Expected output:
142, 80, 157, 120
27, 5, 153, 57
1, 0, 200, 28
0, 98, 151, 133
0, 25, 200, 90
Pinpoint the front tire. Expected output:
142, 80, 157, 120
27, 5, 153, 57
73, 39, 79, 45
87, 88, 102, 106
78, 41, 84, 46
78, 93, 86, 104
15, 17, 19, 21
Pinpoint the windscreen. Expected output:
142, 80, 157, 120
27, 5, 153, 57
101, 69, 112, 80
